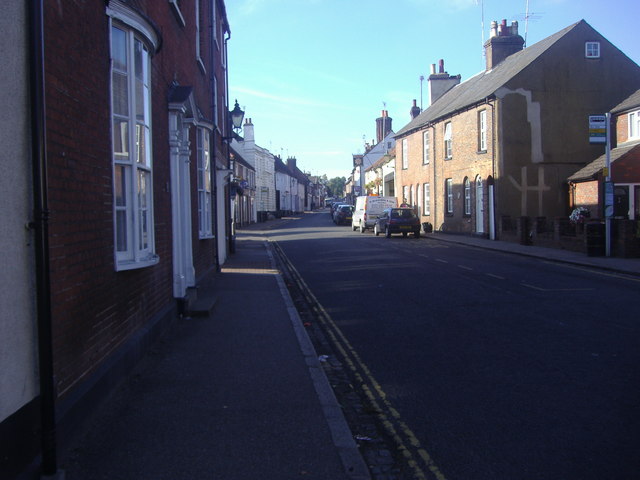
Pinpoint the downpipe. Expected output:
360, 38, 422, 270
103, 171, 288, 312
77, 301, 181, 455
29, 0, 62, 478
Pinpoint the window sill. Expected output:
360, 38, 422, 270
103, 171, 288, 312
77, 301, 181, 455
197, 57, 206, 75
116, 254, 160, 272
477, 150, 487, 155
199, 234, 214, 240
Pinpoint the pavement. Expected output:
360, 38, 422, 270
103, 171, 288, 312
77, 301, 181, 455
60, 228, 370, 480
59, 211, 640, 480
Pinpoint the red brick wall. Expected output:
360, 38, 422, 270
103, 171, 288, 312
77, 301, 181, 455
395, 104, 495, 233
44, 1, 223, 399
573, 180, 599, 212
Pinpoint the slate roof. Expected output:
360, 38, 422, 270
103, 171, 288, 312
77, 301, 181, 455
611, 88, 640, 114
567, 142, 640, 181
274, 156, 290, 174
230, 145, 254, 171
395, 21, 582, 138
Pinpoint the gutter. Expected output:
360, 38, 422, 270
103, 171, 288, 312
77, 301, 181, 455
210, 0, 221, 271
29, 0, 60, 477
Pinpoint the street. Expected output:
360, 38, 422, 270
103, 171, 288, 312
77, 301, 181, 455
270, 210, 640, 480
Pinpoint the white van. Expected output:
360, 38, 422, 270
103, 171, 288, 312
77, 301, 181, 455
351, 196, 397, 233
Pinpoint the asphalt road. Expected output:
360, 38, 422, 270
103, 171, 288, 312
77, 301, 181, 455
270, 210, 640, 480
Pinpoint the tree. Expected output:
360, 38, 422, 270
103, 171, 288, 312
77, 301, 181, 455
326, 177, 346, 198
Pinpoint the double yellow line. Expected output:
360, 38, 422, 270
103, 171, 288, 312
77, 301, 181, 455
272, 241, 448, 480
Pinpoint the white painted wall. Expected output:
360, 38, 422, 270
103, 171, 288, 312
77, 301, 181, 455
0, 1, 39, 422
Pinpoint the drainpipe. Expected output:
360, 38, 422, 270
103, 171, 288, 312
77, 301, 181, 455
431, 124, 437, 230
210, 0, 221, 271
29, 0, 59, 477
486, 96, 496, 239
223, 30, 234, 254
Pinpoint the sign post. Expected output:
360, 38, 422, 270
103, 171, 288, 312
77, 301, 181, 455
589, 114, 611, 256
604, 113, 612, 257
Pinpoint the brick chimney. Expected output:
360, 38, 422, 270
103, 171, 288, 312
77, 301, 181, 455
286, 156, 297, 172
428, 59, 461, 105
484, 19, 524, 70
410, 99, 421, 119
376, 110, 392, 143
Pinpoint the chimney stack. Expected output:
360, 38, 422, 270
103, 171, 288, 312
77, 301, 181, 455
484, 19, 524, 70
428, 59, 461, 105
410, 99, 421, 119
376, 110, 393, 143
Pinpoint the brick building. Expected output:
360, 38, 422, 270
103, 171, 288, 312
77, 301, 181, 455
394, 19, 640, 238
1, 1, 234, 478
569, 88, 640, 220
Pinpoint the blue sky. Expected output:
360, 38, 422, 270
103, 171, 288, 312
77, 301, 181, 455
226, 0, 640, 179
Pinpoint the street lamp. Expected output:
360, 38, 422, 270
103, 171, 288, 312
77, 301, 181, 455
228, 99, 245, 135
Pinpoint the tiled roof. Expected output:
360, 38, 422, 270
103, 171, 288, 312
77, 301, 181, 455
611, 88, 640, 114
395, 21, 581, 137
567, 142, 640, 181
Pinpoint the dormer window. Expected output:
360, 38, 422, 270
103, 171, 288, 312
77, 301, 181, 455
585, 41, 600, 58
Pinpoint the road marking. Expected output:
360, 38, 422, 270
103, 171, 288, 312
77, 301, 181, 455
543, 261, 640, 283
521, 283, 594, 292
435, 259, 448, 264
486, 273, 505, 280
272, 241, 447, 480
457, 265, 473, 271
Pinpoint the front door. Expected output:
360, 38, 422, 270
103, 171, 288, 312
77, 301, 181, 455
476, 176, 484, 234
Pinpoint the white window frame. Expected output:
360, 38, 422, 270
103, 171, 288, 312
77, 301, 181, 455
195, 0, 206, 73
479, 110, 487, 152
402, 138, 408, 169
464, 178, 471, 215
444, 122, 452, 159
446, 178, 453, 214
585, 41, 600, 58
213, 75, 219, 130
629, 110, 640, 140
108, 6, 159, 270
169, 0, 186, 27
423, 183, 430, 215
197, 128, 213, 238
423, 130, 430, 164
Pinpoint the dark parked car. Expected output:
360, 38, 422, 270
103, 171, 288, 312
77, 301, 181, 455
333, 205, 354, 225
330, 201, 343, 217
374, 208, 421, 238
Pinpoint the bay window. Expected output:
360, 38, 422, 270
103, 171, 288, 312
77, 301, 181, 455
110, 18, 158, 269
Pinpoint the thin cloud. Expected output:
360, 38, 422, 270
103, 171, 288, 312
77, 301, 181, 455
232, 86, 350, 110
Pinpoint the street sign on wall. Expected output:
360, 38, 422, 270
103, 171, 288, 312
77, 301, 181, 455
589, 115, 607, 144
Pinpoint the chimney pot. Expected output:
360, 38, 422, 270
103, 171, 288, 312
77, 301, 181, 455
430, 64, 436, 75
438, 59, 444, 73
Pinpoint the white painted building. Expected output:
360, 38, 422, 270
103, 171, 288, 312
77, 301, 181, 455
232, 119, 276, 215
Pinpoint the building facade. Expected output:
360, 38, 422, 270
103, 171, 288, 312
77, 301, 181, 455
395, 20, 640, 238
1, 2, 234, 477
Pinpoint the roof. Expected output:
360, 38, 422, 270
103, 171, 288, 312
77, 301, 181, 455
611, 88, 640, 114
274, 156, 290, 174
567, 141, 640, 181
230, 145, 254, 171
395, 21, 582, 138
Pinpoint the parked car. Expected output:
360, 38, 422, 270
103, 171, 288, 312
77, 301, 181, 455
351, 195, 397, 233
374, 208, 421, 238
333, 205, 354, 225
330, 201, 343, 217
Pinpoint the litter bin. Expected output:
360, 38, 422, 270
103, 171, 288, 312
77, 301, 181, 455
422, 222, 433, 233
585, 222, 605, 256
